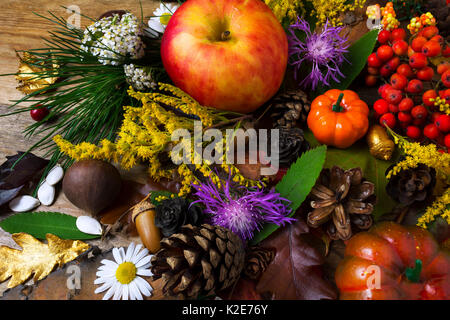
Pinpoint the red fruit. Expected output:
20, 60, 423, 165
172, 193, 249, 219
411, 105, 428, 119
416, 66, 435, 81
423, 123, 440, 140
430, 35, 444, 44
445, 134, 450, 149
435, 114, 450, 132
367, 67, 379, 75
373, 99, 389, 115
437, 62, 450, 75
378, 84, 392, 97
406, 79, 423, 94
378, 30, 391, 44
442, 69, 450, 88
443, 45, 450, 57
388, 104, 399, 113
367, 52, 383, 68
406, 126, 421, 139
380, 63, 394, 77
422, 40, 441, 57
411, 36, 428, 52
409, 53, 428, 69
398, 111, 412, 123
421, 26, 439, 39
30, 106, 49, 122
385, 88, 403, 104
391, 28, 406, 41
422, 90, 438, 107
379, 113, 396, 128
441, 89, 450, 104
387, 57, 400, 70
392, 40, 408, 56
377, 45, 394, 61
399, 98, 414, 112
365, 74, 378, 86
390, 73, 408, 89
397, 64, 413, 78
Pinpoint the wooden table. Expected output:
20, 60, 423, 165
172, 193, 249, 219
0, 0, 162, 249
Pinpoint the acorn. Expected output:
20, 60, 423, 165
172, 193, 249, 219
131, 197, 161, 253
62, 160, 122, 215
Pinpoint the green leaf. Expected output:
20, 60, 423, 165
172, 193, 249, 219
304, 130, 398, 219
250, 145, 327, 245
0, 212, 100, 240
319, 29, 379, 93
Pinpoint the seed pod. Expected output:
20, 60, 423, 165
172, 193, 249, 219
9, 195, 40, 212
37, 181, 55, 206
132, 198, 161, 253
366, 124, 395, 160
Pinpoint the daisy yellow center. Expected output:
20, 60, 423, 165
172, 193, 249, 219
159, 13, 172, 26
115, 262, 137, 285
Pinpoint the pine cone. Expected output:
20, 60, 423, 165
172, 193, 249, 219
243, 246, 275, 280
151, 224, 245, 299
307, 166, 376, 241
424, 0, 450, 39
277, 127, 310, 168
269, 89, 310, 128
386, 164, 436, 206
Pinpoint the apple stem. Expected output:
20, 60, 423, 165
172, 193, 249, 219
221, 31, 231, 41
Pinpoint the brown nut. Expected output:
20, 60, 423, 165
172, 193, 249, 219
132, 202, 161, 253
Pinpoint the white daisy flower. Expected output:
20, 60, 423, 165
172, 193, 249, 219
147, 3, 178, 35
94, 243, 154, 300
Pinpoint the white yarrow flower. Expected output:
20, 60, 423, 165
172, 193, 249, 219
148, 3, 178, 34
94, 243, 153, 300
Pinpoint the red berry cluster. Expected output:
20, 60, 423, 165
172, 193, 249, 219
366, 26, 450, 151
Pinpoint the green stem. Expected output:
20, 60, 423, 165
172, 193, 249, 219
332, 93, 344, 112
405, 259, 422, 283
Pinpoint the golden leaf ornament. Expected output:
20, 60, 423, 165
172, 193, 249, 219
15, 52, 59, 94
0, 233, 89, 288
366, 124, 395, 161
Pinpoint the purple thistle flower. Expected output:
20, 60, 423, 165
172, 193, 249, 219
288, 17, 350, 90
191, 177, 295, 242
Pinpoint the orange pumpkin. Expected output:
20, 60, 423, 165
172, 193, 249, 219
307, 89, 369, 148
335, 221, 450, 300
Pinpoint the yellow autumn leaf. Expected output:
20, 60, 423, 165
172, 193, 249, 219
0, 233, 90, 288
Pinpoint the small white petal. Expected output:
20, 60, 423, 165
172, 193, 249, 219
129, 281, 143, 300
102, 282, 118, 300
132, 248, 149, 264
135, 255, 151, 268
118, 247, 126, 262
94, 281, 113, 293
100, 259, 118, 269
136, 268, 153, 277
135, 277, 152, 297
133, 244, 143, 258
76, 216, 103, 236
125, 242, 135, 262
112, 248, 123, 264
96, 270, 116, 278
122, 285, 129, 300
113, 283, 123, 300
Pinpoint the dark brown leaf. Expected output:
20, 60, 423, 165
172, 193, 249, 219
218, 278, 262, 300
0, 152, 49, 206
256, 216, 338, 300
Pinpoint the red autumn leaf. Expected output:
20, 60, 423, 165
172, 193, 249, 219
256, 216, 338, 300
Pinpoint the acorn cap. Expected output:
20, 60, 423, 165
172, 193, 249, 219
131, 199, 155, 223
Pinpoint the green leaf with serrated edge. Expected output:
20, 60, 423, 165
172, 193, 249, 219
304, 130, 399, 220
250, 145, 327, 245
0, 212, 100, 240
315, 29, 379, 96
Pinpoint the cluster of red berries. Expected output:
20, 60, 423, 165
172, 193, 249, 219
366, 26, 450, 151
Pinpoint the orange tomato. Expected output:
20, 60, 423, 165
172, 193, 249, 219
307, 89, 369, 148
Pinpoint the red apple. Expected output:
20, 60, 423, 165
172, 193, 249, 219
160, 0, 288, 113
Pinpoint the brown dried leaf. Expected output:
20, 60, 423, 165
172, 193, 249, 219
0, 233, 89, 289
256, 216, 337, 300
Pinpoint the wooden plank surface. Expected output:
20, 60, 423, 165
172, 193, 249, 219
0, 0, 161, 241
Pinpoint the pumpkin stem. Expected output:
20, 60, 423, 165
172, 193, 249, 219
332, 93, 344, 112
405, 259, 422, 283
